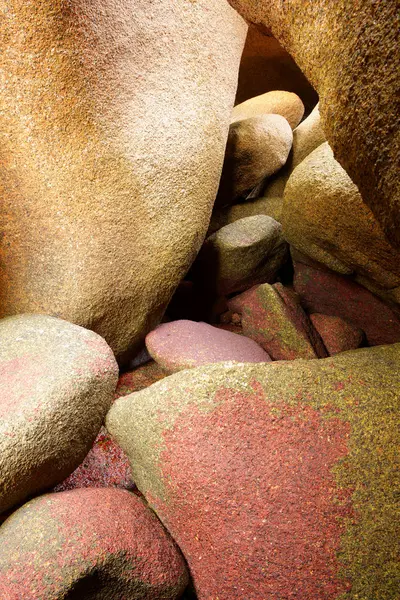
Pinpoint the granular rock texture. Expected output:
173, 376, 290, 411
146, 320, 271, 373
294, 262, 400, 347
227, 0, 400, 248
310, 313, 364, 356
209, 195, 283, 234
0, 314, 118, 514
282, 143, 400, 302
231, 90, 304, 129
0, 0, 247, 364
228, 282, 327, 360
193, 215, 288, 296
107, 344, 400, 600
216, 114, 292, 206
0, 488, 189, 599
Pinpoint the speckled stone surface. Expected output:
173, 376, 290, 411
54, 360, 167, 492
145, 320, 271, 373
227, 0, 400, 249
310, 313, 364, 356
294, 261, 400, 347
215, 113, 292, 207
193, 215, 288, 297
231, 90, 304, 129
282, 143, 400, 302
107, 344, 400, 599
0, 314, 118, 514
0, 0, 247, 365
0, 488, 189, 599
228, 282, 327, 360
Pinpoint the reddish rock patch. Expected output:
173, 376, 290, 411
310, 313, 364, 355
152, 384, 352, 599
294, 262, 400, 346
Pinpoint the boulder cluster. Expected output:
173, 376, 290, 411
0, 85, 398, 600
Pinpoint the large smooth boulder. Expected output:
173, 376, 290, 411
0, 0, 247, 364
146, 320, 271, 372
227, 0, 400, 247
0, 314, 118, 514
282, 143, 400, 302
235, 24, 318, 112
216, 114, 293, 206
107, 344, 400, 599
0, 488, 189, 599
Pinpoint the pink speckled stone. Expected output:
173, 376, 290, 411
310, 313, 364, 356
145, 320, 271, 372
0, 488, 189, 599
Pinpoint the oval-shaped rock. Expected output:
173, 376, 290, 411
0, 488, 189, 599
107, 344, 400, 599
146, 320, 271, 373
0, 314, 118, 514
193, 215, 288, 297
231, 90, 305, 129
216, 114, 293, 206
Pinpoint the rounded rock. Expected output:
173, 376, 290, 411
0, 314, 118, 514
146, 320, 271, 373
231, 90, 305, 129
0, 488, 189, 599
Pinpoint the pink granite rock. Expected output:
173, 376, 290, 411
310, 313, 364, 356
293, 262, 400, 346
0, 314, 118, 515
228, 283, 327, 360
0, 488, 189, 599
146, 320, 271, 373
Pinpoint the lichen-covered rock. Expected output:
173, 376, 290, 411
231, 90, 304, 129
294, 261, 400, 347
227, 0, 400, 249
107, 344, 400, 600
0, 0, 247, 364
282, 143, 400, 302
235, 24, 318, 112
0, 314, 118, 514
309, 313, 364, 356
0, 488, 189, 599
216, 114, 293, 206
228, 282, 327, 360
193, 215, 288, 296
146, 320, 271, 373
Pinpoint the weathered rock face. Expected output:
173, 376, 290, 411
227, 0, 400, 248
282, 143, 400, 302
0, 314, 118, 514
0, 488, 189, 599
235, 24, 318, 112
107, 345, 400, 599
228, 282, 327, 360
0, 0, 247, 364
193, 215, 288, 297
146, 320, 271, 373
293, 261, 400, 347
309, 313, 364, 356
216, 114, 293, 206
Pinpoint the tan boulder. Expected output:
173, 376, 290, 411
227, 0, 400, 247
0, 0, 247, 364
282, 143, 400, 302
235, 24, 318, 113
208, 195, 283, 234
216, 114, 293, 206
231, 90, 305, 129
